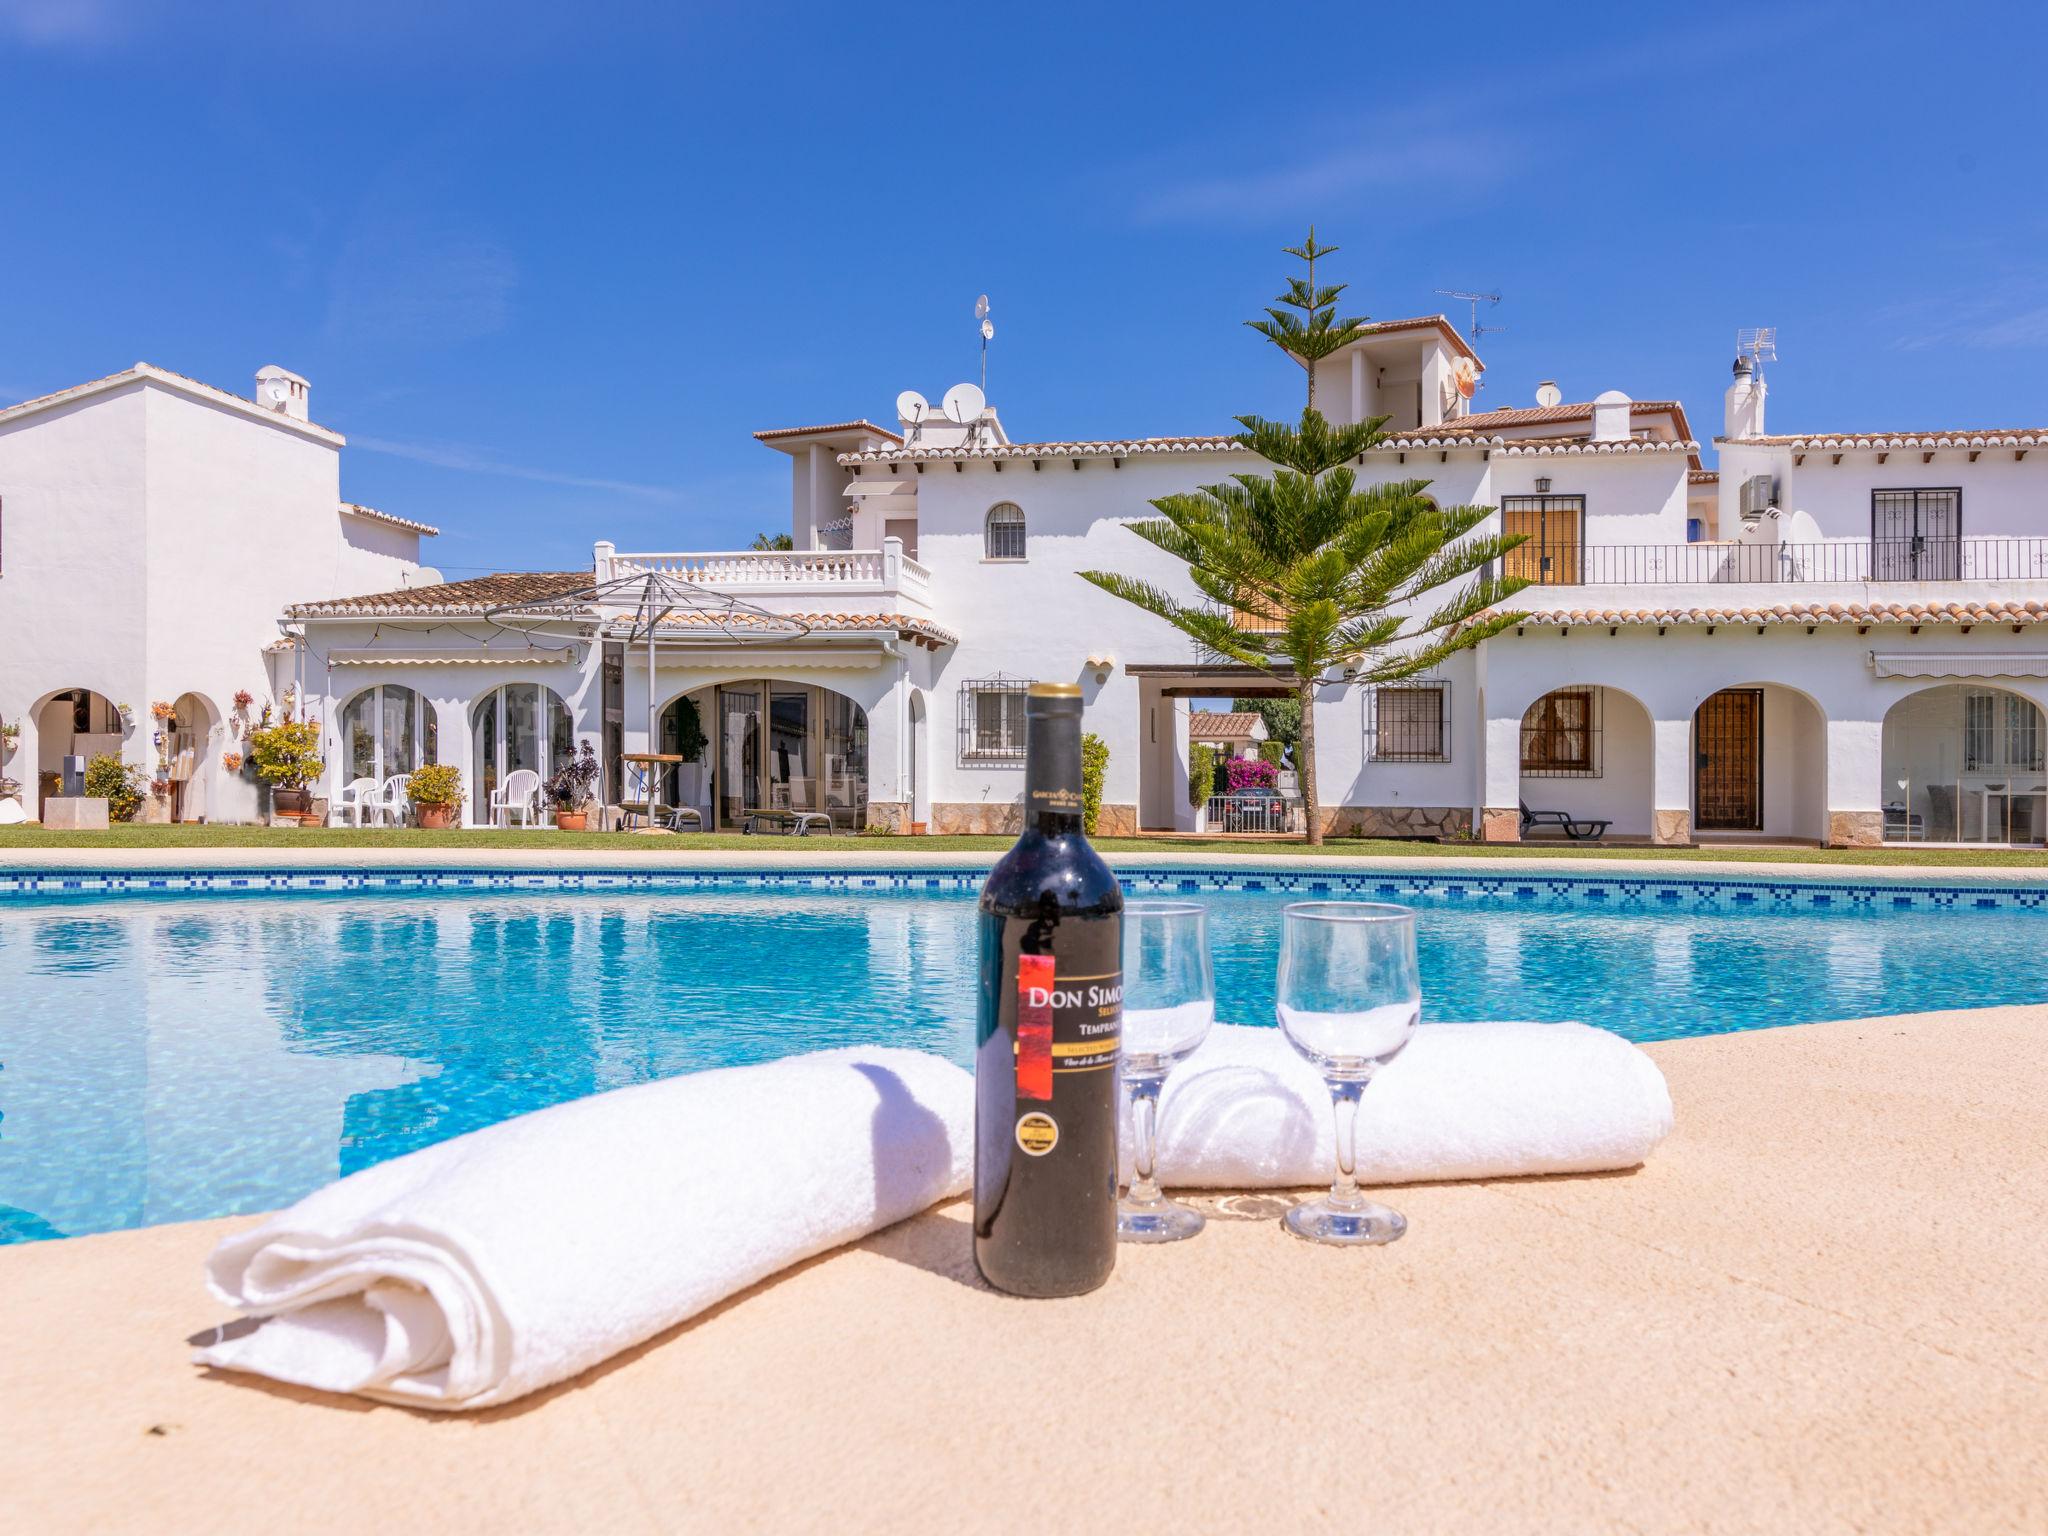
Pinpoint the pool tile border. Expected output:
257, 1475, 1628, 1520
2, 864, 2046, 913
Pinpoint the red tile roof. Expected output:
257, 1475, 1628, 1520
287, 571, 591, 618
1506, 600, 2048, 628
340, 502, 440, 537
753, 419, 904, 445
1719, 430, 2048, 450
1189, 711, 1265, 738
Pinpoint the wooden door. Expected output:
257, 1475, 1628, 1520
1695, 689, 1762, 831
1502, 497, 1583, 584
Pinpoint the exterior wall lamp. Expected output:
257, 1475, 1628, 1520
1086, 653, 1115, 684
1535, 476, 1552, 494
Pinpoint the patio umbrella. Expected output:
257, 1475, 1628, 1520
485, 564, 811, 819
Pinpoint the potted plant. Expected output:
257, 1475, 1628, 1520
406, 763, 464, 830
246, 716, 325, 821
545, 741, 601, 832
83, 753, 147, 823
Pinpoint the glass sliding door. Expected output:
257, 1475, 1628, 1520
341, 685, 433, 785
468, 684, 577, 823
769, 687, 810, 813
822, 690, 868, 830
710, 681, 868, 830
717, 686, 761, 826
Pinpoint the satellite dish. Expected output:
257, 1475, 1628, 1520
942, 382, 986, 424
975, 294, 990, 320
1451, 356, 1479, 399
980, 318, 995, 342
895, 390, 929, 424
1534, 380, 1562, 408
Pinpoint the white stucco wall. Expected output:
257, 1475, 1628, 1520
0, 370, 432, 821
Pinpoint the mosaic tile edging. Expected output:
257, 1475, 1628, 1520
1, 864, 2045, 914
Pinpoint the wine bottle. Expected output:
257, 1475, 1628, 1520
973, 682, 1123, 1297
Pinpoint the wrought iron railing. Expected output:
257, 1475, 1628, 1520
1499, 537, 2048, 586
1203, 793, 1306, 833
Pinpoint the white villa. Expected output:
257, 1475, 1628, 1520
3, 319, 2047, 848
0, 363, 437, 823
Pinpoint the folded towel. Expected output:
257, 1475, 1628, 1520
1121, 1022, 1672, 1188
197, 1046, 971, 1410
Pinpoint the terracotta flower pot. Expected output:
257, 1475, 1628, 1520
296, 812, 323, 828
909, 821, 928, 837
272, 788, 310, 817
415, 803, 457, 830
556, 810, 587, 832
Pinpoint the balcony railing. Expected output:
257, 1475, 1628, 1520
599, 538, 930, 604
1500, 537, 2048, 586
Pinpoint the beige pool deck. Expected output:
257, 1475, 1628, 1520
3, 1006, 2045, 1535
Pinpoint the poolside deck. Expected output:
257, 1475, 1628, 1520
3, 1006, 2043, 1535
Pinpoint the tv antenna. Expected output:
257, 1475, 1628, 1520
1435, 288, 1505, 344
1736, 326, 1778, 380
975, 294, 994, 393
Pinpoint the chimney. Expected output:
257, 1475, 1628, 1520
1590, 389, 1631, 442
254, 365, 310, 422
1724, 357, 1765, 439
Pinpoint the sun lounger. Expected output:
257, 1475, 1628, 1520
744, 807, 833, 836
1520, 799, 1611, 841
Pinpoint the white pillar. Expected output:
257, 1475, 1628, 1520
1171, 697, 1195, 831
1480, 713, 1521, 840
1349, 348, 1365, 426
1650, 716, 1692, 845
1825, 716, 1884, 847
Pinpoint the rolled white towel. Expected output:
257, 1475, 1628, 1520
197, 1046, 971, 1410
1122, 1022, 1673, 1188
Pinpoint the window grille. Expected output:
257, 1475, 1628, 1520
959, 676, 1030, 764
1365, 682, 1450, 762
1500, 495, 1586, 585
1870, 488, 1961, 580
985, 503, 1026, 560
1521, 688, 1602, 778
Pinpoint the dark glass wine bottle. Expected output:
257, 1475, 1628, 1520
973, 682, 1123, 1298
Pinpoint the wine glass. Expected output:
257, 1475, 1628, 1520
1275, 901, 1421, 1245
1117, 900, 1215, 1243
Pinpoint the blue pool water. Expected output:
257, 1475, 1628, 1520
3, 871, 2045, 1244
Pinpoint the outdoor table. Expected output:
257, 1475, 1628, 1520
620, 753, 693, 831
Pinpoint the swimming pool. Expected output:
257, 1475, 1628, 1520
3, 865, 2045, 1244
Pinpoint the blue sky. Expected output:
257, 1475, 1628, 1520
3, 0, 2043, 581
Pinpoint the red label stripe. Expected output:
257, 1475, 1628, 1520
1015, 953, 1055, 1101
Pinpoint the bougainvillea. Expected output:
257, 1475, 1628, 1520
1224, 756, 1278, 792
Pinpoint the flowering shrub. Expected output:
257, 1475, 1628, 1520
222, 751, 243, 773
1224, 756, 1277, 792
233, 689, 254, 711
84, 753, 146, 821
150, 700, 175, 721
246, 718, 324, 790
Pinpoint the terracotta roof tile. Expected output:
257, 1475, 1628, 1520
1719, 430, 2048, 450
753, 419, 904, 444
287, 571, 591, 618
340, 502, 439, 537
839, 432, 1701, 465
1503, 600, 2048, 628
1189, 711, 1263, 738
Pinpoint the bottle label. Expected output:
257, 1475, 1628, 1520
1015, 952, 1122, 1103
1015, 1112, 1059, 1156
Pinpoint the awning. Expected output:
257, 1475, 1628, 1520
325, 647, 579, 667
1870, 652, 2048, 679
840, 479, 916, 498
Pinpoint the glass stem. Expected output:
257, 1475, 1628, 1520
1126, 1075, 1163, 1206
1327, 1078, 1367, 1209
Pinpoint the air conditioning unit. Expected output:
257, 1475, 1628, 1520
1738, 473, 1777, 522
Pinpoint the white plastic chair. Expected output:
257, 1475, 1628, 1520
490, 767, 543, 828
333, 776, 381, 827
377, 773, 412, 828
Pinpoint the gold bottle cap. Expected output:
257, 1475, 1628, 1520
1028, 682, 1083, 698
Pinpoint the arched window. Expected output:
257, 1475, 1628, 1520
339, 684, 436, 784
985, 502, 1026, 561
1882, 684, 2046, 843
469, 684, 576, 822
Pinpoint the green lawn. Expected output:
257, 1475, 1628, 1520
2, 823, 2046, 866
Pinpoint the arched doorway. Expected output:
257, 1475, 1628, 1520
33, 688, 122, 816
338, 684, 438, 787
167, 692, 220, 822
1516, 684, 1653, 839
469, 683, 575, 824
700, 679, 869, 830
1691, 683, 1827, 842
1882, 684, 2045, 844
